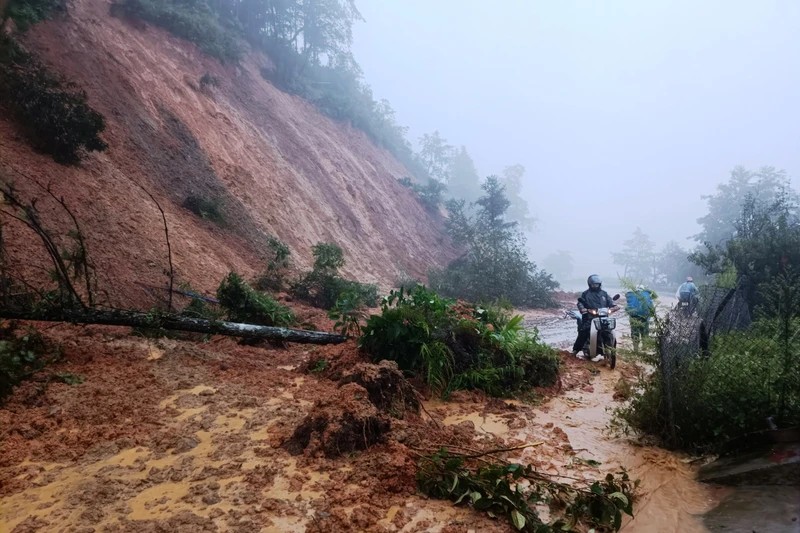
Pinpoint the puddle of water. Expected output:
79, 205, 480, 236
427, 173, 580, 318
442, 412, 510, 436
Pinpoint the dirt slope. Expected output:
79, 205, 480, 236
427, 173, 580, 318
0, 0, 455, 307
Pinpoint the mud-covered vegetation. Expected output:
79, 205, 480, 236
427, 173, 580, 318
0, 36, 107, 164
430, 177, 558, 308
418, 449, 636, 532
360, 285, 559, 397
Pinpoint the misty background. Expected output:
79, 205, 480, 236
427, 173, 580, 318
352, 0, 800, 288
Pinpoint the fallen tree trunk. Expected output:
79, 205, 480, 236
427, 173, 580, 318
0, 309, 347, 345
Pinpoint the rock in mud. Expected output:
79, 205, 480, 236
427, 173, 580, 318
337, 361, 420, 418
283, 383, 391, 458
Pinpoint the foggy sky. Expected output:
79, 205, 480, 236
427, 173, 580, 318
352, 0, 800, 284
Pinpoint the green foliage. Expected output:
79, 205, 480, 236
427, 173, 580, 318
0, 322, 52, 401
216, 272, 295, 327
618, 320, 800, 452
691, 189, 800, 310
360, 285, 559, 397
432, 178, 558, 308
0, 36, 107, 164
292, 242, 378, 310
309, 358, 329, 373
655, 240, 705, 287
114, 0, 241, 62
183, 194, 225, 226
178, 282, 223, 321
328, 292, 367, 337
417, 448, 636, 532
4, 0, 65, 31
255, 237, 291, 292
398, 176, 447, 212
311, 242, 345, 273
695, 166, 797, 246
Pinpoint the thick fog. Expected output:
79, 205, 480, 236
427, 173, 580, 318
352, 1, 800, 288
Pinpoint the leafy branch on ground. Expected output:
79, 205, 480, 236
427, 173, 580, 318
217, 272, 295, 327
416, 447, 636, 532
360, 285, 559, 397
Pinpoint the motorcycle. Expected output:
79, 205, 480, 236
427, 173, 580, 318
676, 294, 697, 316
565, 294, 620, 369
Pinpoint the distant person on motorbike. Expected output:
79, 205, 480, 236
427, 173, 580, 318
625, 284, 655, 352
676, 276, 699, 312
572, 275, 617, 360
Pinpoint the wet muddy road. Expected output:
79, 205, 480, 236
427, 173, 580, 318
519, 304, 718, 532
0, 298, 776, 533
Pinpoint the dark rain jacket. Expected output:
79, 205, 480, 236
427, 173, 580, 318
577, 288, 614, 314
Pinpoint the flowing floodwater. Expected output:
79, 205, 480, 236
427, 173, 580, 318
515, 303, 720, 531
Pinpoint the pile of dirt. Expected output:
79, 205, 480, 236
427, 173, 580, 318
338, 360, 420, 417
283, 382, 392, 458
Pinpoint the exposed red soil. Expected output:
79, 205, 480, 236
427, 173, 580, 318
0, 0, 457, 311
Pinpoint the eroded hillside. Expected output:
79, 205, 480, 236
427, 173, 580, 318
0, 0, 455, 307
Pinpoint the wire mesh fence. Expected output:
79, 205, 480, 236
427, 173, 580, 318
651, 283, 800, 451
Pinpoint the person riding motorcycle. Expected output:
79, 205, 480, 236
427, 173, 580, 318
572, 275, 618, 359
676, 276, 699, 312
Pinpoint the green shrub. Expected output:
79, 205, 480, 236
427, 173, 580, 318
114, 0, 241, 63
292, 243, 378, 310
4, 0, 65, 31
360, 286, 558, 398
0, 322, 53, 401
0, 36, 107, 164
328, 292, 368, 337
398, 176, 447, 212
255, 237, 291, 292
216, 272, 295, 327
617, 322, 800, 452
183, 194, 225, 226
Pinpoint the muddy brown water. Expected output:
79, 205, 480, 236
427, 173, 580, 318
522, 302, 718, 532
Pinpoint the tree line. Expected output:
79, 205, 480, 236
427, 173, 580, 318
612, 166, 799, 302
